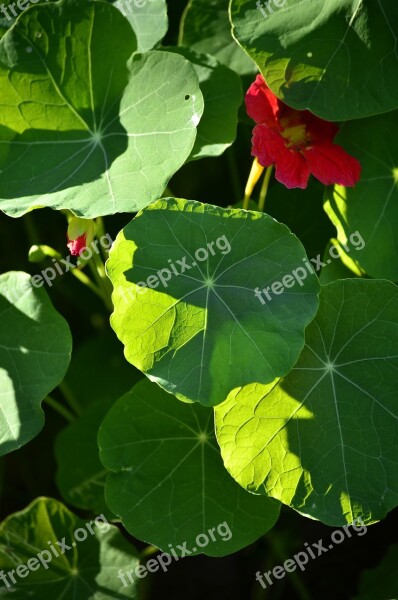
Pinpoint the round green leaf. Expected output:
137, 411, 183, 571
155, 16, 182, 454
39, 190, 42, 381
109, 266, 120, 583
0, 272, 72, 457
98, 379, 280, 557
163, 47, 243, 160
0, 0, 203, 218
113, 0, 168, 52
230, 0, 398, 121
324, 110, 398, 281
179, 0, 257, 76
107, 197, 320, 407
216, 279, 398, 526
0, 497, 140, 598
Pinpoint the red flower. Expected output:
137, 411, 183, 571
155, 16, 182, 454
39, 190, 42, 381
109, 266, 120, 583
67, 234, 87, 257
66, 217, 95, 257
245, 75, 361, 189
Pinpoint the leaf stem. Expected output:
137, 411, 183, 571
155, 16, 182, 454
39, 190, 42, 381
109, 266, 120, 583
71, 267, 104, 301
258, 166, 274, 212
266, 532, 312, 600
43, 396, 75, 422
59, 381, 82, 416
139, 545, 159, 560
243, 158, 264, 210
89, 251, 113, 311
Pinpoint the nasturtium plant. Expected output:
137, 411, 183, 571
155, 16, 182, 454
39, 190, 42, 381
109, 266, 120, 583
113, 0, 168, 53
179, 0, 257, 76
0, 497, 140, 598
230, 0, 398, 121
215, 279, 398, 526
324, 110, 398, 281
99, 379, 280, 556
0, 272, 71, 457
163, 47, 243, 160
0, 0, 397, 596
0, 0, 203, 218
107, 197, 320, 406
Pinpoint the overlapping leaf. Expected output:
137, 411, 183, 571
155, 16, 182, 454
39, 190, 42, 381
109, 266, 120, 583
164, 47, 242, 160
99, 379, 280, 557
55, 400, 114, 517
0, 498, 140, 598
64, 333, 142, 412
113, 0, 168, 52
324, 110, 398, 281
230, 0, 398, 121
216, 280, 398, 526
0, 0, 203, 218
180, 0, 256, 75
0, 272, 72, 457
107, 197, 320, 407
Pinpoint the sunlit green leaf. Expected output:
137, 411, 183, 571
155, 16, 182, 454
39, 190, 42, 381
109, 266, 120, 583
0, 272, 72, 457
113, 0, 168, 52
0, 0, 203, 218
324, 110, 398, 281
216, 279, 398, 526
107, 197, 320, 407
164, 47, 242, 160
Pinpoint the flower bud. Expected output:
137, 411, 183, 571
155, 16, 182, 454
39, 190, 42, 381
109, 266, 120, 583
67, 218, 95, 256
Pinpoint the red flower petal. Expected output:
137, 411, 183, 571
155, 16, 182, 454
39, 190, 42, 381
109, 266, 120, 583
67, 234, 87, 256
252, 125, 310, 189
245, 74, 281, 130
304, 112, 339, 145
274, 149, 311, 189
251, 124, 278, 167
304, 143, 361, 187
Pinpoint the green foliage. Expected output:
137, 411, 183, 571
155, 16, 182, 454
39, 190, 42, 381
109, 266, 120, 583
99, 379, 280, 556
0, 0, 203, 217
230, 0, 398, 120
107, 197, 320, 406
0, 497, 140, 598
216, 280, 398, 526
0, 272, 71, 456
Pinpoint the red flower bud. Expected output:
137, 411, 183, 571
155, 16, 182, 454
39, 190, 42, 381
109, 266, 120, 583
67, 218, 95, 257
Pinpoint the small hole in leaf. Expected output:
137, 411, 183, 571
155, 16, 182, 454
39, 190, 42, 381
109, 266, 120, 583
185, 95, 190, 100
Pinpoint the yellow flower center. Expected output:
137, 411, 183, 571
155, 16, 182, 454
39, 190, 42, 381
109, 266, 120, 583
280, 115, 310, 150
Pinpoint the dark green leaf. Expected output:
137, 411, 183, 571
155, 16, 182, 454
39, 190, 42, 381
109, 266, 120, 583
99, 379, 280, 557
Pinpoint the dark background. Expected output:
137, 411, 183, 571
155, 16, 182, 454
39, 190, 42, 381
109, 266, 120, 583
0, 1, 395, 598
